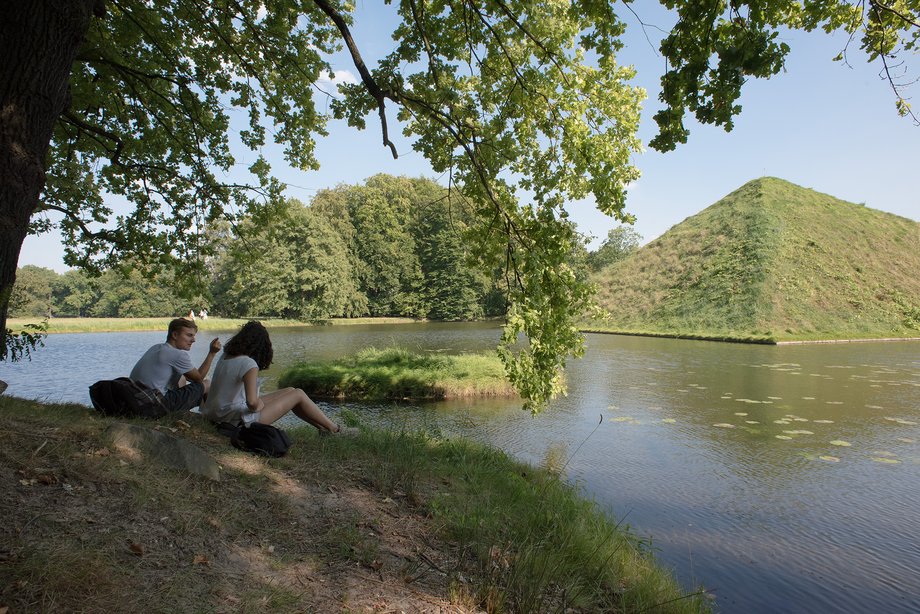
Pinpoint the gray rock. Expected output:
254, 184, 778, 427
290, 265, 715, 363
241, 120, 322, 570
105, 422, 221, 481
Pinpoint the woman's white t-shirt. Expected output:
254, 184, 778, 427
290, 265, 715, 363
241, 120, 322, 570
201, 355, 259, 424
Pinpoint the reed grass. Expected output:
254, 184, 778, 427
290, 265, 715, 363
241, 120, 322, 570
332, 422, 709, 613
279, 346, 517, 400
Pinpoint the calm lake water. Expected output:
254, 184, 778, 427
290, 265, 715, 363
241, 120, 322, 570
2, 322, 918, 613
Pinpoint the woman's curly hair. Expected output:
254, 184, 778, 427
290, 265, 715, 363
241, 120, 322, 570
223, 321, 273, 370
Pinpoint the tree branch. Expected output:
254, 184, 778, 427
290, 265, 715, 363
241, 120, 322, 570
312, 0, 399, 158
870, 0, 920, 29
39, 204, 123, 246
870, 3, 920, 125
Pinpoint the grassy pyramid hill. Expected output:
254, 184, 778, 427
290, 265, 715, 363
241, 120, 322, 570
589, 177, 920, 342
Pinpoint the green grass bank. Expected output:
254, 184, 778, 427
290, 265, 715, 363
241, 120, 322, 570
0, 396, 707, 613
279, 346, 517, 400
591, 178, 920, 342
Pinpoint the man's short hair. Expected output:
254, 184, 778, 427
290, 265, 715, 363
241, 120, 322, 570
167, 317, 198, 341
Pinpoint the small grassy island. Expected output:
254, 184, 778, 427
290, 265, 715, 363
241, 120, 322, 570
279, 347, 518, 400
0, 395, 707, 613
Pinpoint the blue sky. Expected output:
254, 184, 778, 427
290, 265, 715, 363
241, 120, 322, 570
19, 4, 919, 271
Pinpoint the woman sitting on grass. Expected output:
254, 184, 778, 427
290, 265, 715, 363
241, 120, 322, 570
202, 321, 354, 435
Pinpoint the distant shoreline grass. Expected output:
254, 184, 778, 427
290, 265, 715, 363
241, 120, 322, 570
279, 346, 516, 400
582, 323, 920, 345
581, 325, 776, 344
0, 395, 707, 613
10, 316, 918, 346
6, 316, 421, 335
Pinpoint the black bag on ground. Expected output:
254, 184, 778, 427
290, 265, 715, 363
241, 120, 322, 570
89, 377, 169, 419
231, 423, 292, 457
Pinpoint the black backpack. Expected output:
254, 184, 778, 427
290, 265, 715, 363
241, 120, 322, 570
89, 377, 170, 419
231, 423, 292, 457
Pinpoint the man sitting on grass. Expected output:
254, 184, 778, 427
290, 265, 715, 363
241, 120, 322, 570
130, 318, 222, 411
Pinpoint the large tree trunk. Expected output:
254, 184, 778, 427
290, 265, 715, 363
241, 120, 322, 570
0, 0, 98, 358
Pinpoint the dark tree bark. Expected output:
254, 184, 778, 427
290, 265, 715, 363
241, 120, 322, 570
0, 0, 98, 357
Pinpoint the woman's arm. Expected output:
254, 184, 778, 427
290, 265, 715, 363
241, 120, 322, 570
242, 367, 264, 413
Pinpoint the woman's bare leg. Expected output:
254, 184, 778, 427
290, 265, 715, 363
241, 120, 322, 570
256, 387, 338, 432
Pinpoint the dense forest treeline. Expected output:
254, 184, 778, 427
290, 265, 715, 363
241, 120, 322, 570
13, 174, 639, 322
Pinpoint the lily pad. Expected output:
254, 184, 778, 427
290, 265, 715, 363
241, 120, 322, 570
774, 420, 791, 425
712, 423, 736, 428
819, 456, 840, 462
884, 417, 918, 426
734, 412, 748, 416
813, 420, 835, 424
830, 440, 852, 447
871, 457, 901, 464
801, 397, 815, 400
745, 420, 760, 424
661, 418, 676, 424
783, 430, 814, 435
897, 438, 915, 444
775, 435, 793, 440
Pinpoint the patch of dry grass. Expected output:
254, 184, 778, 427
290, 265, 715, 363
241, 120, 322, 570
0, 397, 471, 613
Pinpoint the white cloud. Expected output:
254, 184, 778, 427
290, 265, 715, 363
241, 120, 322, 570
314, 70, 360, 99
318, 69, 359, 86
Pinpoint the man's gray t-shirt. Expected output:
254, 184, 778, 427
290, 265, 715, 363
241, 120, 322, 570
130, 343, 194, 394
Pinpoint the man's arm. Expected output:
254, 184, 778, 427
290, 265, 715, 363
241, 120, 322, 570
183, 338, 222, 383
